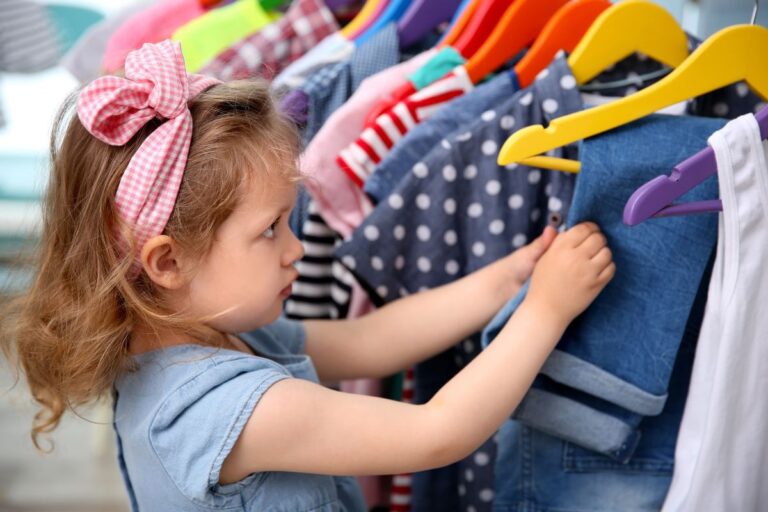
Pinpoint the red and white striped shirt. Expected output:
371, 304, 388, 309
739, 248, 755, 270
336, 66, 474, 188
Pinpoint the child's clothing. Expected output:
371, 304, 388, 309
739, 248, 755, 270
113, 317, 366, 511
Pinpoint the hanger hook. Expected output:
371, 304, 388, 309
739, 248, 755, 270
752, 0, 760, 24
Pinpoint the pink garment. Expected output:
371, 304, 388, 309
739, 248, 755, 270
103, 0, 207, 73
301, 49, 436, 239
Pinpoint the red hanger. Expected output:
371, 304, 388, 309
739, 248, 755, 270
451, 0, 518, 59
514, 0, 611, 89
465, 0, 570, 84
438, 0, 482, 48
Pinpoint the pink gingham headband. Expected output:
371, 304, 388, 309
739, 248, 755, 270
76, 40, 220, 269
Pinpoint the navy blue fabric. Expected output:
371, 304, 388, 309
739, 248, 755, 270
482, 115, 727, 461
364, 70, 519, 204
335, 56, 581, 512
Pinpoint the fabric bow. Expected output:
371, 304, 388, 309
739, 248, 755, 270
77, 40, 220, 272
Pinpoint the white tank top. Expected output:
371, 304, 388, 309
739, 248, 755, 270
663, 113, 768, 511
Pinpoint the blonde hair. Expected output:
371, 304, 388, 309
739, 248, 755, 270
0, 80, 301, 449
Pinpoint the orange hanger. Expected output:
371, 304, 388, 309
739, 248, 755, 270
340, 0, 386, 38
465, 0, 570, 84
451, 0, 517, 59
514, 0, 611, 89
439, 0, 481, 48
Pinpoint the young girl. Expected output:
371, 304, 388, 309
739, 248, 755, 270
1, 41, 614, 511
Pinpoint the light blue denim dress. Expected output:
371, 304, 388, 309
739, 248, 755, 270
113, 317, 366, 511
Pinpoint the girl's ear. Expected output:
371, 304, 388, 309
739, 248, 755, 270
140, 235, 190, 290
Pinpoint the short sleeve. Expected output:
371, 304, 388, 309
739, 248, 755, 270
241, 315, 306, 356
149, 355, 290, 507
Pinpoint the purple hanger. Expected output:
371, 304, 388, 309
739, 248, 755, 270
325, 0, 355, 11
396, 0, 463, 49
623, 105, 768, 226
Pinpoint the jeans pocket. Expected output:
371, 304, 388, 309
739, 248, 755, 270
562, 442, 673, 475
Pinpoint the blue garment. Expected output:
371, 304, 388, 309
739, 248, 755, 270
364, 70, 519, 203
482, 114, 727, 461
113, 317, 366, 512
300, 22, 401, 145
335, 56, 581, 512
493, 250, 712, 512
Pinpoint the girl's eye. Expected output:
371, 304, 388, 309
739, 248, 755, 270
263, 217, 280, 239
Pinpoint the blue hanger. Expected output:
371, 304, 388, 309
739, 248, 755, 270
355, 0, 413, 45
623, 105, 768, 226
396, 0, 464, 49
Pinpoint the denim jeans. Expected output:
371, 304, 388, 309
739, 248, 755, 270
493, 254, 710, 511
483, 115, 727, 460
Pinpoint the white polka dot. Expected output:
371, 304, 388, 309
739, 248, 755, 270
545, 183, 553, 196
627, 71, 642, 86
467, 506, 477, 512
636, 52, 648, 61
530, 208, 541, 222
441, 138, 451, 149
485, 180, 501, 195
548, 196, 563, 212
508, 194, 524, 209
443, 165, 457, 182
536, 68, 550, 81
393, 225, 406, 240
376, 286, 388, 297
756, 102, 768, 114
417, 257, 432, 273
482, 140, 498, 155
560, 75, 577, 90
625, 86, 638, 95
416, 194, 431, 210
481, 109, 497, 122
443, 198, 457, 214
444, 230, 458, 245
472, 242, 486, 256
463, 339, 475, 353
713, 102, 729, 116
413, 162, 429, 178
513, 234, 527, 248
388, 194, 404, 209
519, 91, 534, 106
468, 203, 483, 218
456, 131, 472, 142
737, 83, 750, 97
445, 260, 459, 275
454, 354, 464, 367
363, 225, 380, 241
399, 287, 409, 297
528, 169, 541, 184
342, 255, 356, 269
371, 256, 384, 270
505, 162, 518, 170
458, 484, 466, 496
474, 452, 490, 466
463, 164, 478, 179
416, 225, 431, 241
500, 115, 515, 130
489, 219, 505, 235
418, 285, 430, 293
479, 489, 495, 502
542, 98, 559, 114
464, 468, 474, 482
395, 255, 405, 269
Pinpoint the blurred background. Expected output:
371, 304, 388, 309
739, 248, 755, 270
0, 0, 766, 511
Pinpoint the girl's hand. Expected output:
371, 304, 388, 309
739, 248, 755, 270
525, 222, 615, 325
493, 226, 558, 300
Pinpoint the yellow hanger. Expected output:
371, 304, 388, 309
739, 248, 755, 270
340, 0, 384, 38
499, 24, 768, 171
500, 0, 692, 172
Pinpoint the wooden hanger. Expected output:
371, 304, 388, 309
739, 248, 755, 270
465, 0, 569, 84
513, 0, 611, 89
498, 0, 694, 172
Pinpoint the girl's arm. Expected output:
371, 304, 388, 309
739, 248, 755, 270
303, 227, 558, 382
220, 222, 614, 483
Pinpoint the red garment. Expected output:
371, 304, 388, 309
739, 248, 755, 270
201, 0, 339, 81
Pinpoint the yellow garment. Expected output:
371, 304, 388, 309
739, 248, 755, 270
172, 0, 281, 72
